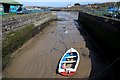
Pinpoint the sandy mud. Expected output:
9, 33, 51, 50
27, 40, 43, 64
3, 12, 91, 78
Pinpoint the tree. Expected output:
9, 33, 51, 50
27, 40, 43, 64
116, 1, 120, 7
74, 3, 80, 6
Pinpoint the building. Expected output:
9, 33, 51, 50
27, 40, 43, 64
0, 0, 22, 13
67, 4, 72, 8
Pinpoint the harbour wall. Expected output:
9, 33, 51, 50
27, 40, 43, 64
78, 11, 120, 78
2, 12, 57, 68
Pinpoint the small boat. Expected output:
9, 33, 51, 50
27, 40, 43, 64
58, 48, 80, 76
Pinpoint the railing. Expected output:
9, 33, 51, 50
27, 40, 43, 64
81, 9, 120, 20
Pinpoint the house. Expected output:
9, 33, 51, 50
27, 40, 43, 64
0, 0, 23, 13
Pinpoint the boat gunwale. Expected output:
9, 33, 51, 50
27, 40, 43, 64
58, 48, 80, 74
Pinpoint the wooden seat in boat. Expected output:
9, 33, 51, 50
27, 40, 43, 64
61, 61, 76, 63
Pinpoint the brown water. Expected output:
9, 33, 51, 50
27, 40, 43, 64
3, 11, 91, 78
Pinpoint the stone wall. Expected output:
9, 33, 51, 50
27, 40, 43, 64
78, 12, 120, 59
78, 12, 120, 78
2, 12, 57, 68
2, 12, 57, 33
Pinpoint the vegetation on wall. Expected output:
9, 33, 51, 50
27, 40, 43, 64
2, 24, 34, 68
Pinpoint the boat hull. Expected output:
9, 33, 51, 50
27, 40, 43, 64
58, 48, 80, 76
60, 71, 75, 76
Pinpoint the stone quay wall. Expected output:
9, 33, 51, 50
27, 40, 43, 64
2, 12, 57, 68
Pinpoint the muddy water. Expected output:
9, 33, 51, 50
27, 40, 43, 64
3, 12, 91, 78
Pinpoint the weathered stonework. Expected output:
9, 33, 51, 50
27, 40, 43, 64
2, 12, 57, 33
2, 11, 57, 68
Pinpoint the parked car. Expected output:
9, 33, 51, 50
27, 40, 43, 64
16, 7, 29, 14
104, 12, 113, 17
104, 6, 120, 19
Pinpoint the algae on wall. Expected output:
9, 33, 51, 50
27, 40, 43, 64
2, 18, 56, 69
2, 11, 57, 69
2, 24, 34, 68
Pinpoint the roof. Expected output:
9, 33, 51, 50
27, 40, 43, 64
0, 0, 22, 5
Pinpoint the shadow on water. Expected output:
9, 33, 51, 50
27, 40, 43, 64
75, 20, 115, 80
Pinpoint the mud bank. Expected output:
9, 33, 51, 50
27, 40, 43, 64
3, 11, 91, 78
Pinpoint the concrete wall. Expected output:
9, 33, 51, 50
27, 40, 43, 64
78, 12, 120, 77
2, 12, 57, 68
